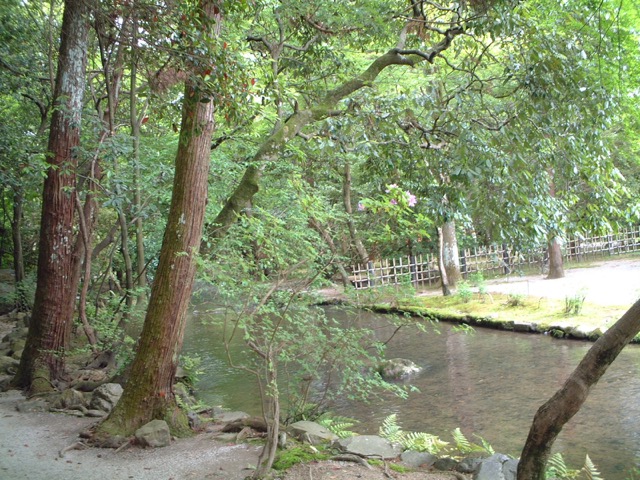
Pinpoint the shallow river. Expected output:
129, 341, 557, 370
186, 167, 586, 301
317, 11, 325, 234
183, 306, 640, 479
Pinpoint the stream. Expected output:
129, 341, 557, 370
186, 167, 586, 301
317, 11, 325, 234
183, 306, 640, 479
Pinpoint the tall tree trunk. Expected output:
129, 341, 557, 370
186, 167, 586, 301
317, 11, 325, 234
93, 18, 217, 438
437, 226, 451, 296
130, 46, 147, 303
517, 299, 640, 479
441, 219, 461, 287
11, 189, 27, 311
343, 161, 369, 265
14, 0, 89, 393
546, 235, 565, 279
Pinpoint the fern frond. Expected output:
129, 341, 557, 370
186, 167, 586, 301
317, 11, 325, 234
316, 414, 358, 438
583, 454, 603, 480
546, 452, 568, 478
403, 432, 449, 454
452, 428, 473, 453
475, 435, 495, 455
379, 414, 406, 443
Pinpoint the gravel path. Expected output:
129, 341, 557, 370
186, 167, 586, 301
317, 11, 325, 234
0, 390, 261, 480
483, 257, 640, 306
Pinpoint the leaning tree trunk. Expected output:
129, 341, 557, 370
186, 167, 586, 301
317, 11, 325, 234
517, 299, 640, 479
14, 0, 89, 394
207, 28, 463, 243
93, 42, 216, 440
546, 235, 565, 279
441, 219, 462, 287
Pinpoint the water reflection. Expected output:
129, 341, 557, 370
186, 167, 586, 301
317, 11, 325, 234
183, 306, 640, 479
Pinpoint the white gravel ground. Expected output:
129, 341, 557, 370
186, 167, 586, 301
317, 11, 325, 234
0, 390, 261, 480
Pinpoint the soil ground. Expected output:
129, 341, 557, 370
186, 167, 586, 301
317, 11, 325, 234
1, 256, 638, 480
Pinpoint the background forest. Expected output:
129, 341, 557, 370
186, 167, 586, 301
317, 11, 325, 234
0, 0, 639, 478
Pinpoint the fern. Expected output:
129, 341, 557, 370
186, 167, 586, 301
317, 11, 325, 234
316, 414, 358, 439
403, 431, 449, 454
379, 414, 406, 444
476, 435, 495, 455
452, 428, 473, 453
582, 454, 603, 480
451, 428, 494, 455
547, 452, 569, 478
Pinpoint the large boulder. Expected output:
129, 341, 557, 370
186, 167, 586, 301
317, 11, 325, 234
289, 420, 338, 445
51, 389, 87, 410
378, 358, 422, 380
135, 419, 171, 448
89, 383, 123, 413
474, 453, 518, 480
400, 450, 437, 468
336, 435, 402, 459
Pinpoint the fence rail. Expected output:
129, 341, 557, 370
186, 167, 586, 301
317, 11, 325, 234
350, 226, 640, 290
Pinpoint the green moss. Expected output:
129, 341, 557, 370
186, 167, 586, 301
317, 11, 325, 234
367, 459, 412, 473
272, 445, 330, 471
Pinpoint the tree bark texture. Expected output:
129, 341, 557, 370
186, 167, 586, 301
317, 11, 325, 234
15, 0, 89, 392
441, 220, 461, 287
437, 227, 451, 296
11, 189, 27, 311
546, 236, 565, 279
517, 299, 640, 479
95, 68, 215, 439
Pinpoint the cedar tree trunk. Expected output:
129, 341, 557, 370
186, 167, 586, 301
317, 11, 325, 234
94, 65, 215, 440
518, 299, 640, 479
546, 235, 565, 279
14, 0, 89, 393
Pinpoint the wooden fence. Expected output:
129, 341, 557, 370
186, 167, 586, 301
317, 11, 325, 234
350, 226, 640, 290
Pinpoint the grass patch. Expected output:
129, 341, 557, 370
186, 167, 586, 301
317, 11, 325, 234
387, 291, 626, 333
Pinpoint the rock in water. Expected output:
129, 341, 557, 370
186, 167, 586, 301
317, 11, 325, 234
378, 358, 422, 380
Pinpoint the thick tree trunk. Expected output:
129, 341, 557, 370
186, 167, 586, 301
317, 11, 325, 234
441, 220, 461, 287
546, 236, 564, 279
517, 299, 640, 479
94, 59, 215, 440
15, 0, 89, 393
437, 227, 451, 296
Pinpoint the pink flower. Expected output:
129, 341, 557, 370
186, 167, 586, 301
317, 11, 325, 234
385, 183, 398, 193
390, 199, 398, 205
357, 202, 365, 211
407, 192, 417, 207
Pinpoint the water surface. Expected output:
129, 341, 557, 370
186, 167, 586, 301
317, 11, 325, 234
183, 307, 640, 479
